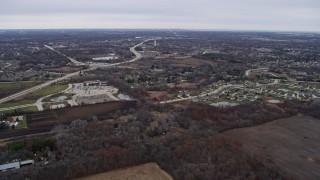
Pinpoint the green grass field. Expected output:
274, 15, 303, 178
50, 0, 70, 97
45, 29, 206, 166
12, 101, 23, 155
203, 98, 228, 105
0, 106, 38, 114
0, 100, 35, 109
20, 106, 38, 112
15, 115, 28, 129
0, 81, 41, 90
31, 84, 69, 97
0, 84, 67, 113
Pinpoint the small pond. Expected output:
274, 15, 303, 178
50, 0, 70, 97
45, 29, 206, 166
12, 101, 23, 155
267, 100, 280, 104
50, 104, 66, 109
50, 96, 67, 102
118, 93, 132, 100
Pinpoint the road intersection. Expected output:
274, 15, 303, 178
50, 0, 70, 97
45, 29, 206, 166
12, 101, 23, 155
0, 39, 152, 106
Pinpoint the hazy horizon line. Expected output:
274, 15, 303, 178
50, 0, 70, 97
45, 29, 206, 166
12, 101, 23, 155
0, 28, 319, 34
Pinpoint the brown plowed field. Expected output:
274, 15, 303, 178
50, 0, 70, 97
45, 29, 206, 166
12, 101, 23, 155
224, 116, 320, 180
0, 101, 136, 141
45, 66, 83, 73
76, 163, 173, 180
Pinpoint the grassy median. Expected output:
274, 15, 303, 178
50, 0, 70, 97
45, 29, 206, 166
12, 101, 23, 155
0, 100, 35, 109
0, 106, 38, 113
0, 81, 41, 90
31, 84, 69, 97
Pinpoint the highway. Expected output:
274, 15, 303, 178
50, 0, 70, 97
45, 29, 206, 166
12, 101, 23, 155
44, 45, 85, 66
87, 40, 148, 68
0, 39, 151, 105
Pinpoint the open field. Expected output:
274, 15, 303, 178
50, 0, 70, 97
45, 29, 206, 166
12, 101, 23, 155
45, 66, 83, 73
0, 101, 137, 141
147, 91, 173, 101
175, 82, 198, 89
177, 57, 216, 66
223, 116, 320, 180
0, 81, 41, 90
31, 84, 69, 97
0, 106, 38, 114
0, 81, 42, 98
0, 100, 35, 109
77, 163, 173, 180
1, 106, 38, 114
126, 57, 215, 68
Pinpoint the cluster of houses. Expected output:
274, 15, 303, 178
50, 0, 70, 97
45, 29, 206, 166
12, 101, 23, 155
225, 81, 319, 103
192, 79, 320, 105
255, 59, 320, 82
0, 115, 25, 129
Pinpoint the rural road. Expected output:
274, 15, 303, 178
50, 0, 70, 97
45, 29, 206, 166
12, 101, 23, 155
160, 84, 242, 104
4, 63, 12, 68
245, 67, 269, 77
0, 39, 152, 105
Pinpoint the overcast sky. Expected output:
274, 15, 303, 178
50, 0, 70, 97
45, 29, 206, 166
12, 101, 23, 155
1, 0, 320, 31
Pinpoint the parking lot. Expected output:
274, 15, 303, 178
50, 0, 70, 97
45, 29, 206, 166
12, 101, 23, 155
65, 83, 119, 105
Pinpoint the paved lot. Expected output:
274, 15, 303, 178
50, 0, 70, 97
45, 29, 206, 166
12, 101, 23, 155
65, 83, 119, 105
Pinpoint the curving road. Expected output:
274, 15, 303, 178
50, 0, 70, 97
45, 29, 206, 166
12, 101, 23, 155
160, 84, 242, 104
245, 67, 269, 77
0, 39, 152, 105
87, 40, 148, 68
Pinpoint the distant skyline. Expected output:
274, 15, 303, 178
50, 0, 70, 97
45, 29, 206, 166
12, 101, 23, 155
1, 0, 320, 32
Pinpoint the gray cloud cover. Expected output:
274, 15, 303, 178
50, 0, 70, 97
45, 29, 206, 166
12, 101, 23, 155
1, 0, 319, 31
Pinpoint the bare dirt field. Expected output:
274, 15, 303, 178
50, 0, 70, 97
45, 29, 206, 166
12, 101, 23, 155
175, 82, 198, 89
0, 101, 136, 141
127, 57, 215, 68
223, 116, 320, 180
45, 66, 83, 73
178, 57, 216, 66
77, 163, 173, 180
147, 91, 172, 101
